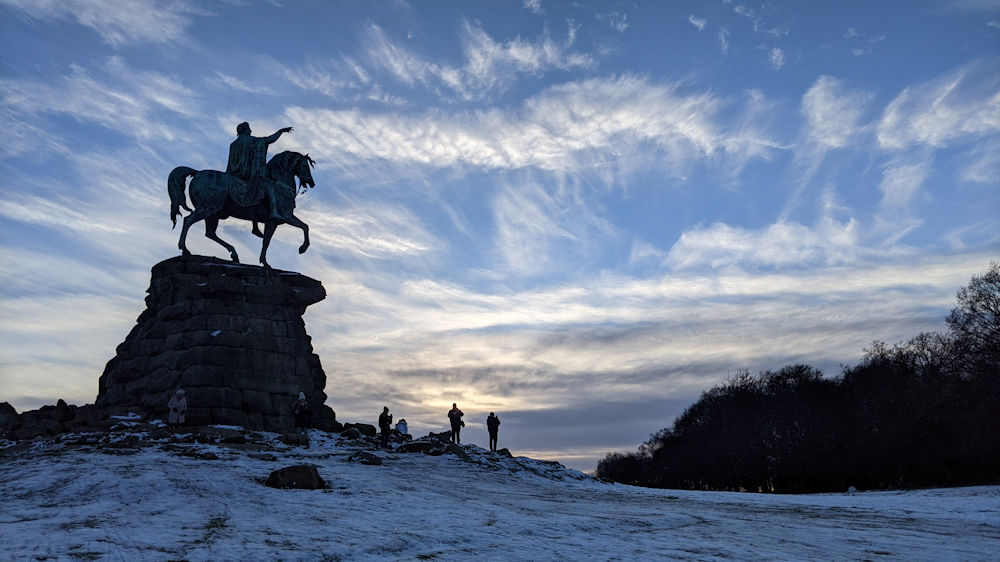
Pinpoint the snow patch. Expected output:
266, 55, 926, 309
1, 427, 997, 559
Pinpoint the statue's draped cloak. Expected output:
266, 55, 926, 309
226, 132, 282, 207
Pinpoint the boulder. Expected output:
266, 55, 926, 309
397, 441, 439, 454
314, 418, 343, 433
342, 423, 376, 437
347, 451, 383, 465
0, 402, 21, 435
340, 428, 362, 440
496, 448, 514, 458
196, 426, 246, 443
445, 444, 471, 461
68, 405, 109, 429
95, 256, 337, 431
50, 399, 77, 423
264, 465, 327, 489
423, 430, 452, 443
12, 418, 63, 440
280, 432, 308, 446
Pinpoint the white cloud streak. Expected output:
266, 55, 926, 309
801, 75, 872, 150
717, 27, 730, 55
0, 57, 199, 142
296, 201, 438, 260
877, 60, 1000, 150
596, 12, 629, 33
0, 195, 127, 234
769, 47, 786, 70
0, 0, 198, 47
286, 75, 729, 176
961, 140, 1000, 184
688, 15, 707, 31
666, 217, 859, 270
363, 21, 593, 101
873, 156, 931, 244
879, 158, 930, 209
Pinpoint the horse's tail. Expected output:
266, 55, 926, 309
168, 166, 197, 228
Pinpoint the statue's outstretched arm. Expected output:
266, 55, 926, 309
264, 127, 293, 144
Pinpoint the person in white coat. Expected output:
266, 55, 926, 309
395, 418, 408, 437
168, 389, 187, 427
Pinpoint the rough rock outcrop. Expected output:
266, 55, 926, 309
341, 422, 376, 437
264, 464, 327, 489
1, 401, 114, 440
347, 450, 383, 465
96, 255, 336, 431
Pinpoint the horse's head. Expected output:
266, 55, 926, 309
294, 153, 316, 190
268, 151, 316, 193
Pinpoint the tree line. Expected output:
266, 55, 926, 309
597, 263, 1000, 493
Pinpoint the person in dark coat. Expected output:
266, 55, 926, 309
448, 403, 464, 444
293, 392, 312, 447
378, 406, 393, 448
486, 412, 501, 452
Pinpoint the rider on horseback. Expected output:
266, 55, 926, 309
226, 122, 293, 221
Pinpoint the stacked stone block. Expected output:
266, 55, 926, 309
96, 255, 336, 431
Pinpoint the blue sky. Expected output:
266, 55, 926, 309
1, 0, 998, 470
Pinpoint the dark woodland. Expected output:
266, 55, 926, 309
596, 263, 1000, 493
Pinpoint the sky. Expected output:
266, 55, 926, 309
1, 0, 998, 471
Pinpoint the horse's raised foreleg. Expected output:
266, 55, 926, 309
284, 213, 310, 254
259, 221, 278, 268
251, 222, 264, 238
205, 217, 240, 263
179, 207, 211, 256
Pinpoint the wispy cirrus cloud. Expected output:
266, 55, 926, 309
489, 175, 617, 278
843, 27, 886, 56
363, 20, 593, 101
732, 2, 788, 37
596, 12, 628, 33
878, 158, 931, 209
0, 0, 200, 47
523, 0, 543, 15
773, 75, 870, 221
717, 27, 730, 55
769, 47, 786, 70
688, 15, 707, 31
286, 75, 730, 177
459, 20, 594, 92
801, 75, 872, 150
296, 201, 438, 260
877, 59, 1000, 150
0, 57, 199, 142
212, 72, 279, 97
873, 156, 931, 244
0, 195, 126, 235
961, 139, 1000, 184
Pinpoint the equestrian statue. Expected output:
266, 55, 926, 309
168, 122, 316, 268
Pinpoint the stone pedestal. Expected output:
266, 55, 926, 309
96, 255, 336, 431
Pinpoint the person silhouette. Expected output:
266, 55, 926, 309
486, 412, 501, 452
448, 403, 464, 444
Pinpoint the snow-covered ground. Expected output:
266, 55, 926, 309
2, 421, 998, 560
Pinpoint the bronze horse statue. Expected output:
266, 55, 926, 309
168, 151, 316, 268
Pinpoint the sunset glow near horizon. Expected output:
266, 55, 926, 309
1, 0, 998, 470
